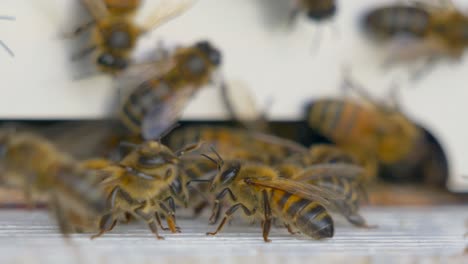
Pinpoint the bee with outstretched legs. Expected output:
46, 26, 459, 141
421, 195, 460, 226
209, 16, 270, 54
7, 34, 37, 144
84, 140, 200, 239
119, 40, 224, 140
201, 149, 350, 242
0, 129, 107, 236
362, 0, 468, 79
0, 16, 14, 57
69, 0, 196, 75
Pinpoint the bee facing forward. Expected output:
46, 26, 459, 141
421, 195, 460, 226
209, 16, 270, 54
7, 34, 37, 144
0, 130, 107, 235
120, 41, 223, 140
84, 140, 199, 239
290, 0, 337, 22
71, 0, 195, 74
362, 1, 468, 69
202, 150, 349, 242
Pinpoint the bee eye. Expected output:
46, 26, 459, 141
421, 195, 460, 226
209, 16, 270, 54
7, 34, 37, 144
220, 165, 240, 185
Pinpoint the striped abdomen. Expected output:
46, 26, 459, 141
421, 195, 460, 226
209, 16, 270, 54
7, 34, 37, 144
120, 79, 171, 134
306, 99, 379, 145
362, 6, 431, 39
271, 190, 333, 239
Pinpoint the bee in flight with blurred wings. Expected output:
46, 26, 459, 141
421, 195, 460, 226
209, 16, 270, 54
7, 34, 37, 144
70, 0, 196, 75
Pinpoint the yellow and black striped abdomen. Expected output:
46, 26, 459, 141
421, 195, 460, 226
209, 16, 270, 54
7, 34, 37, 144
120, 79, 169, 134
307, 99, 379, 145
271, 190, 333, 239
362, 6, 431, 39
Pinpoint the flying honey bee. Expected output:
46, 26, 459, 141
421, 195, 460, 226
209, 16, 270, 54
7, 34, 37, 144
306, 74, 425, 182
362, 1, 468, 73
0, 130, 107, 235
0, 16, 14, 57
201, 149, 351, 242
119, 41, 223, 140
71, 0, 196, 74
290, 0, 337, 23
84, 140, 201, 239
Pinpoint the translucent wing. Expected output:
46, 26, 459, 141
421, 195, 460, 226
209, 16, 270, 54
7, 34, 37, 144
293, 164, 364, 182
81, 0, 109, 21
142, 86, 197, 140
251, 132, 308, 154
245, 177, 346, 207
141, 0, 197, 32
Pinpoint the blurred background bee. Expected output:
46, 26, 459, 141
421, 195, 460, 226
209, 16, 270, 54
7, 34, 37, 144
290, 0, 337, 23
119, 40, 223, 140
0, 129, 107, 236
362, 0, 468, 77
305, 72, 448, 186
69, 0, 196, 75
0, 16, 14, 57
202, 150, 351, 242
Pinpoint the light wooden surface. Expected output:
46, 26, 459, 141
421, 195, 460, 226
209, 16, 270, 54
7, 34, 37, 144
0, 207, 466, 264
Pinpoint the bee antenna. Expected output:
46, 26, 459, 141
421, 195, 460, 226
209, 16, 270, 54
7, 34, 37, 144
210, 146, 224, 167
157, 123, 180, 142
201, 154, 219, 167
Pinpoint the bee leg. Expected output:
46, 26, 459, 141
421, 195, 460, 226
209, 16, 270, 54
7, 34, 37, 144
50, 195, 72, 237
91, 213, 117, 239
206, 203, 255, 236
63, 20, 96, 38
193, 200, 209, 218
346, 213, 377, 229
134, 205, 164, 239
284, 223, 300, 235
155, 213, 170, 231
158, 202, 180, 233
71, 45, 97, 61
209, 188, 237, 224
262, 190, 272, 242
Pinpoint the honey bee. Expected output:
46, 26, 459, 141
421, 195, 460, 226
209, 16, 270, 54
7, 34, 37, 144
362, 1, 468, 71
0, 130, 107, 235
290, 0, 337, 22
306, 75, 424, 182
120, 41, 223, 140
202, 150, 349, 242
0, 16, 14, 57
71, 0, 195, 74
84, 140, 200, 239
168, 126, 308, 164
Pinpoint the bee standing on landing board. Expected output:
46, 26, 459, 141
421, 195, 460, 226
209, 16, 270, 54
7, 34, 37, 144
305, 74, 424, 182
120, 41, 223, 140
83, 140, 200, 239
202, 150, 347, 242
0, 130, 107, 236
71, 0, 195, 75
0, 16, 14, 57
362, 1, 468, 73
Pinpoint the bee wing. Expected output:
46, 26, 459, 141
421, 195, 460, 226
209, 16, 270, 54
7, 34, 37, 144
142, 86, 197, 140
251, 132, 308, 154
81, 0, 109, 21
246, 177, 346, 207
140, 0, 197, 32
293, 164, 365, 182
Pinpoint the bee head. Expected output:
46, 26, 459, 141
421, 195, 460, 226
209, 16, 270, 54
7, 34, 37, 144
195, 40, 222, 66
201, 148, 240, 191
97, 52, 128, 71
170, 176, 189, 207
306, 4, 336, 22
135, 141, 179, 169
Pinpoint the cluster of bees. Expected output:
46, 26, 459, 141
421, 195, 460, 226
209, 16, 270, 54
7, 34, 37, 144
0, 0, 465, 242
